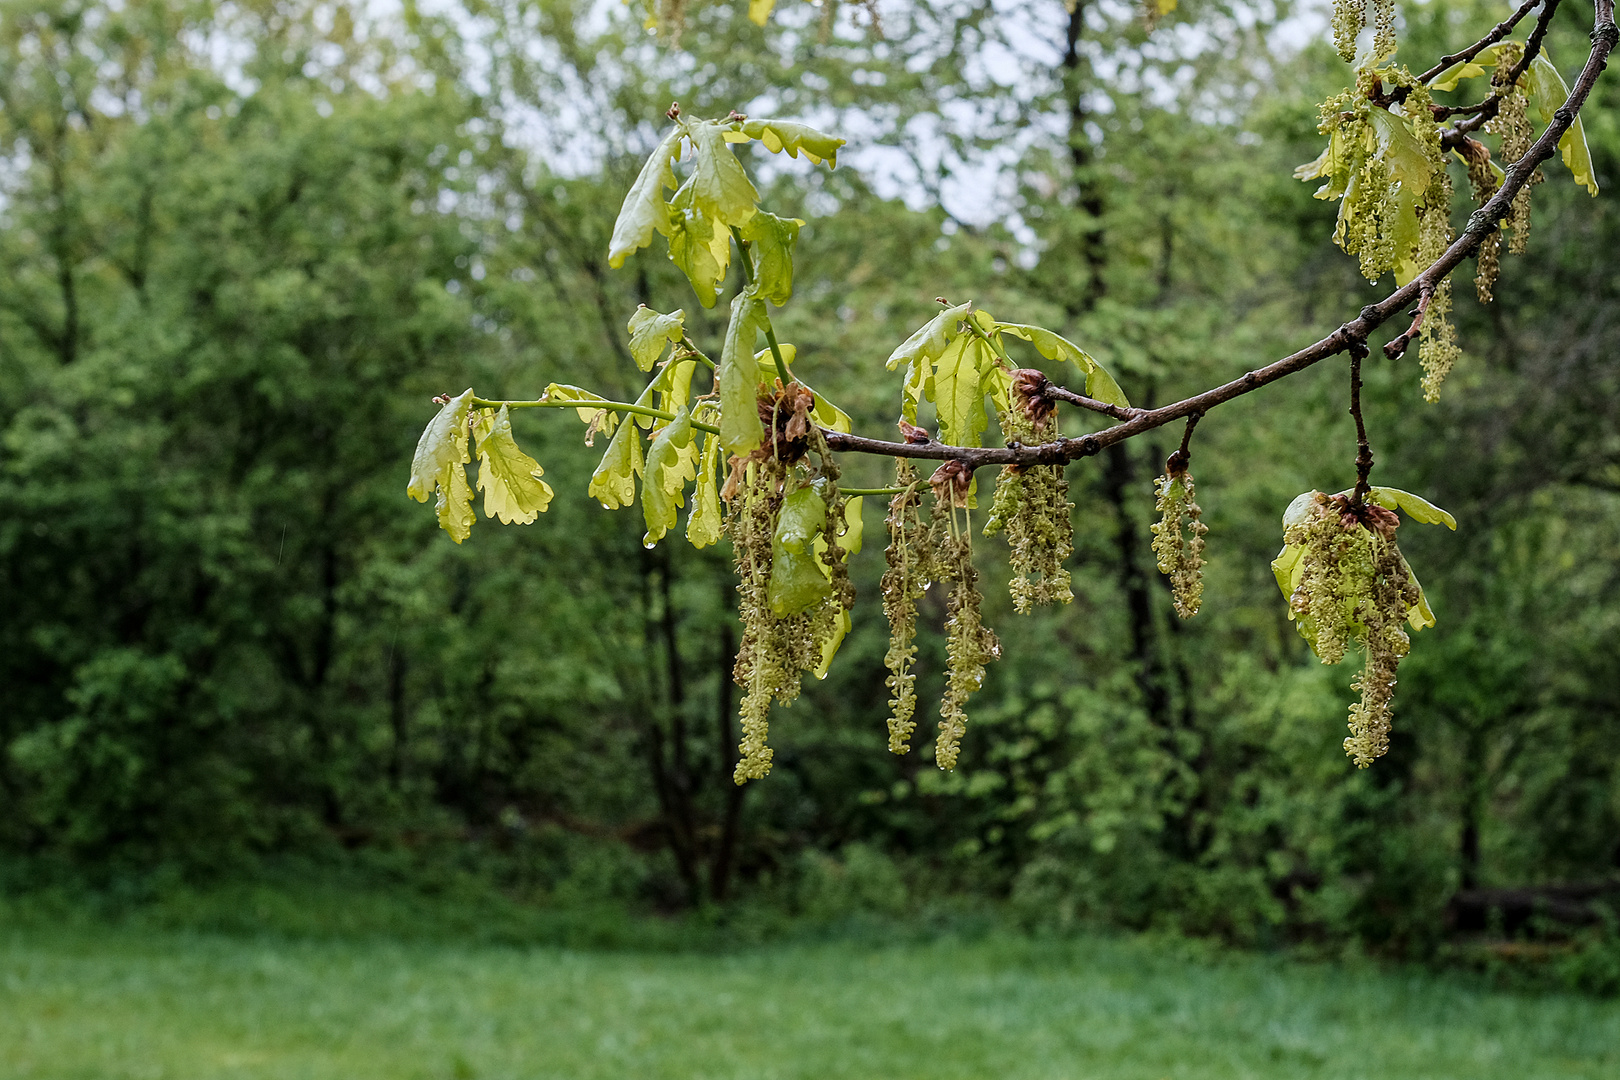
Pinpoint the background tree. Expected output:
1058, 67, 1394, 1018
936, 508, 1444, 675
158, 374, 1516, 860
2, 0, 1617, 956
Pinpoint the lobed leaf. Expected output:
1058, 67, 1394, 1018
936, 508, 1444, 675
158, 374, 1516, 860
812, 495, 864, 571
652, 355, 699, 418
1527, 53, 1599, 195
642, 409, 699, 545
687, 431, 724, 549
741, 211, 803, 306
996, 322, 1131, 407
1429, 45, 1502, 92
627, 306, 686, 371
407, 388, 473, 506
888, 302, 971, 371
588, 382, 657, 509
542, 383, 620, 438
1367, 486, 1458, 529
436, 441, 476, 543
1367, 106, 1435, 286
686, 119, 759, 230
931, 334, 997, 448
608, 127, 684, 269
472, 406, 554, 525
739, 118, 844, 167
719, 292, 767, 457
768, 486, 832, 616
666, 181, 732, 308
812, 610, 852, 680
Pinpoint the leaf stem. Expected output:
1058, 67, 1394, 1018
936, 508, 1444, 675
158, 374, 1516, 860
676, 338, 718, 370
964, 318, 1013, 370
472, 396, 721, 436
729, 225, 794, 386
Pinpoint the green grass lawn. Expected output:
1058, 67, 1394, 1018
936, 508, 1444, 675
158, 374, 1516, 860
2, 922, 1616, 1080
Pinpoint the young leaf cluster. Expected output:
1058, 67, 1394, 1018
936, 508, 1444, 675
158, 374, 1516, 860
1270, 488, 1453, 766
407, 391, 555, 544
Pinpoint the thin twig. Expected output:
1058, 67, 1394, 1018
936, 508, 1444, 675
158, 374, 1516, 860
1445, 0, 1564, 142
1166, 412, 1201, 475
1383, 285, 1436, 360
1348, 342, 1374, 506
1042, 380, 1144, 422
1420, 0, 1545, 84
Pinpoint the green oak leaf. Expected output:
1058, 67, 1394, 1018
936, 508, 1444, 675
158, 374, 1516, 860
685, 118, 759, 230
407, 388, 477, 543
1367, 486, 1458, 529
1271, 541, 1305, 600
407, 388, 473, 505
813, 495, 864, 570
768, 486, 832, 616
436, 438, 475, 543
813, 610, 852, 679
996, 322, 1131, 407
652, 355, 699, 418
542, 383, 621, 442
471, 405, 553, 525
808, 496, 865, 675
1367, 106, 1436, 285
1527, 53, 1599, 195
642, 409, 699, 545
931, 333, 997, 448
741, 211, 803, 306
588, 381, 657, 508
628, 306, 686, 371
608, 127, 683, 269
1282, 490, 1324, 527
1429, 45, 1501, 92
687, 431, 724, 549
748, 0, 776, 25
1408, 569, 1437, 630
720, 291, 767, 457
666, 180, 732, 308
888, 302, 971, 371
739, 118, 844, 167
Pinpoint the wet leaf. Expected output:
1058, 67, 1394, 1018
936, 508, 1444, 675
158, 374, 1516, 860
741, 211, 803, 306
608, 127, 683, 268
642, 409, 699, 545
720, 292, 767, 456
740, 118, 844, 166
687, 432, 724, 548
471, 405, 553, 524
628, 306, 686, 371
1368, 486, 1457, 529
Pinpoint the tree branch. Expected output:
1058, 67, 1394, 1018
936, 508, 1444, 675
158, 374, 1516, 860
1043, 379, 1145, 422
1443, 0, 1563, 140
823, 0, 1617, 472
1348, 342, 1374, 505
1420, 0, 1545, 84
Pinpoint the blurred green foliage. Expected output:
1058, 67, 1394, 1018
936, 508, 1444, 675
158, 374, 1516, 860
0, 0, 1617, 969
